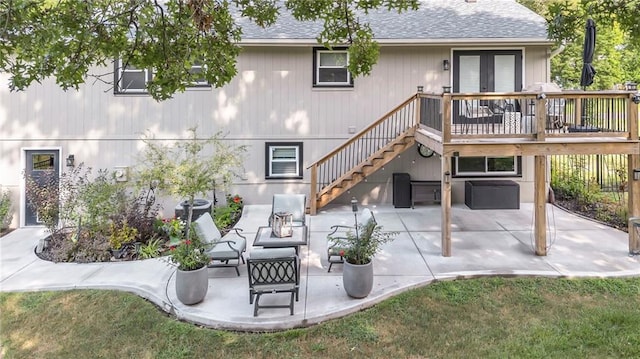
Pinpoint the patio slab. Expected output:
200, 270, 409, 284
1, 203, 639, 332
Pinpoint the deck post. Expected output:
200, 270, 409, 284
442, 94, 452, 143
628, 95, 640, 253
415, 93, 422, 127
310, 164, 318, 215
534, 155, 547, 255
441, 154, 452, 257
535, 96, 546, 140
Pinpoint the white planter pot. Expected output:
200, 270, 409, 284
175, 266, 209, 305
343, 261, 373, 298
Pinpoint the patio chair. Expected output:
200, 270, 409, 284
192, 212, 246, 276
268, 194, 307, 227
326, 208, 376, 272
247, 247, 300, 316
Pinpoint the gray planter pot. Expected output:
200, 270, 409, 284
175, 266, 209, 305
343, 261, 373, 298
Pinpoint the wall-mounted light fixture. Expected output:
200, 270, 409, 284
626, 82, 637, 91
634, 169, 640, 181
417, 85, 424, 93
444, 171, 451, 184
442, 86, 452, 93
443, 59, 450, 71
65, 154, 75, 167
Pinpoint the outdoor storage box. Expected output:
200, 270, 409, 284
465, 180, 519, 209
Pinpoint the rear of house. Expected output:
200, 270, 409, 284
0, 0, 551, 227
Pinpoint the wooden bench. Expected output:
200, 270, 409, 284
411, 181, 441, 208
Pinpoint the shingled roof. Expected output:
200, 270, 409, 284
237, 0, 549, 45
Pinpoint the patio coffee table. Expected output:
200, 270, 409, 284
253, 226, 308, 254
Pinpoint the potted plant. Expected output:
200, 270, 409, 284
330, 215, 397, 298
168, 237, 211, 305
136, 127, 246, 302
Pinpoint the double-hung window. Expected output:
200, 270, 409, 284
189, 61, 209, 87
313, 48, 352, 87
453, 156, 521, 177
265, 142, 303, 179
114, 59, 209, 94
115, 59, 150, 93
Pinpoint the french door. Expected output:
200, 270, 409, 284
452, 50, 523, 124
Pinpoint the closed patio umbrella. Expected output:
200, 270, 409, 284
580, 18, 596, 88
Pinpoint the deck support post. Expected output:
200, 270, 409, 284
628, 95, 640, 253
441, 154, 452, 257
310, 165, 318, 215
534, 155, 547, 255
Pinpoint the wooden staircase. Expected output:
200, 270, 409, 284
308, 94, 422, 214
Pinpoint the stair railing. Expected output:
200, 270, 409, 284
308, 93, 421, 214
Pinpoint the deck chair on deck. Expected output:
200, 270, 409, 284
326, 208, 376, 272
193, 212, 247, 276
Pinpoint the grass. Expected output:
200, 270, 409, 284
2, 277, 640, 358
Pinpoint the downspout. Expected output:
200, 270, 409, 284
550, 44, 565, 58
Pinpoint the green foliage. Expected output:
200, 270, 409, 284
138, 237, 163, 259
329, 220, 397, 265
108, 220, 138, 250
135, 127, 246, 241
212, 195, 243, 235
3, 278, 640, 358
0, 187, 11, 230
518, 0, 640, 87
1, 0, 419, 101
79, 169, 127, 232
168, 238, 210, 271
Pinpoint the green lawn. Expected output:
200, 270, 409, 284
2, 277, 640, 358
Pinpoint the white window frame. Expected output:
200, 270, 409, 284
314, 48, 352, 87
454, 156, 519, 177
116, 59, 150, 93
266, 142, 303, 179
188, 62, 210, 87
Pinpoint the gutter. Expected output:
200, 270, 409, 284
550, 44, 566, 58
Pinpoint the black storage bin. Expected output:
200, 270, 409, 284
175, 199, 212, 221
465, 180, 520, 209
393, 173, 411, 208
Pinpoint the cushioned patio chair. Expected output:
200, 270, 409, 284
326, 208, 376, 272
268, 194, 307, 227
247, 247, 299, 316
193, 212, 246, 276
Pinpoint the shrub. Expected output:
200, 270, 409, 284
0, 188, 11, 231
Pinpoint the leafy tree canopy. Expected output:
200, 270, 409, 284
518, 0, 640, 87
0, 0, 418, 101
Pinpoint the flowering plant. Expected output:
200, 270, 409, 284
226, 194, 243, 211
169, 238, 210, 271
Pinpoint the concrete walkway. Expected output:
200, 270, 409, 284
1, 203, 639, 331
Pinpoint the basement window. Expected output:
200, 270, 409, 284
453, 156, 521, 177
265, 142, 303, 179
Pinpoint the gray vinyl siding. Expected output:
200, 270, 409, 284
0, 44, 548, 223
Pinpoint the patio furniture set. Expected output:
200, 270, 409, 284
192, 194, 308, 317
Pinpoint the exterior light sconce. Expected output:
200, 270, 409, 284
444, 171, 451, 184
442, 86, 452, 93
634, 169, 640, 181
443, 59, 450, 71
626, 82, 637, 91
417, 85, 424, 93
65, 154, 75, 167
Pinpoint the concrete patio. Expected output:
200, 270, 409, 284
1, 203, 639, 331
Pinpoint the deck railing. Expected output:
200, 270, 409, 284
418, 90, 638, 140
